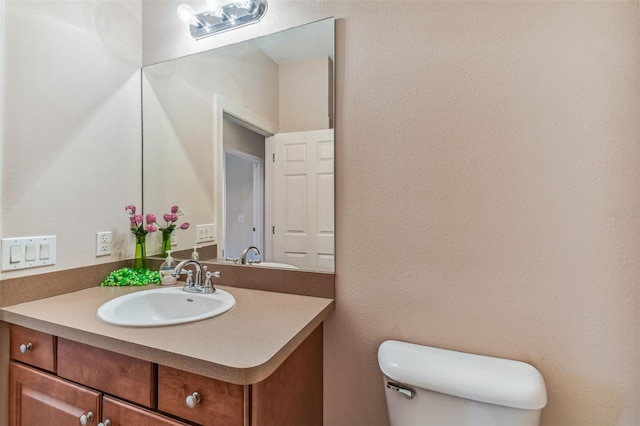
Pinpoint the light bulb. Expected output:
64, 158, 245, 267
233, 0, 253, 10
205, 0, 227, 19
176, 5, 194, 22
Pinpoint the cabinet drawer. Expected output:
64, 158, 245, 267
9, 324, 56, 373
158, 365, 247, 426
103, 396, 189, 426
57, 338, 156, 408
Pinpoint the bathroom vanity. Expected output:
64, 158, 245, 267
1, 285, 333, 426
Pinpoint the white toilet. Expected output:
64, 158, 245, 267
378, 340, 547, 426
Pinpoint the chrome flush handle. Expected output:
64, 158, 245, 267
386, 382, 416, 400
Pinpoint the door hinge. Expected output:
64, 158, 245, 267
272, 153, 275, 162
272, 226, 275, 235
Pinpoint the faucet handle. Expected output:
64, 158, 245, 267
184, 270, 194, 287
202, 271, 221, 293
225, 257, 239, 264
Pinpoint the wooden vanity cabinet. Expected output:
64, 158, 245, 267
7, 324, 323, 426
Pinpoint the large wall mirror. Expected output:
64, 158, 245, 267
142, 18, 335, 273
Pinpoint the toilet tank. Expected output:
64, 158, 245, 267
378, 340, 547, 426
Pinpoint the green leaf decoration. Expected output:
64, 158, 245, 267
100, 267, 161, 287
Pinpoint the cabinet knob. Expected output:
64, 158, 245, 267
79, 411, 94, 425
98, 420, 111, 426
19, 342, 33, 353
185, 391, 201, 408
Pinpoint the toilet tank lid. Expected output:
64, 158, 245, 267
378, 340, 547, 410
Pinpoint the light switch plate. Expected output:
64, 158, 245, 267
196, 224, 215, 243
2, 236, 56, 271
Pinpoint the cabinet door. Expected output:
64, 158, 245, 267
9, 361, 100, 426
102, 396, 189, 426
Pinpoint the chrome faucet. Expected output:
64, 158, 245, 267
240, 246, 260, 265
171, 259, 220, 293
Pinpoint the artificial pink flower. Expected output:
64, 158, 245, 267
170, 213, 178, 222
145, 225, 157, 233
146, 213, 156, 224
171, 205, 179, 213
125, 205, 136, 215
133, 214, 143, 224
180, 222, 190, 230
163, 213, 173, 223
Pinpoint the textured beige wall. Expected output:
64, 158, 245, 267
328, 2, 640, 424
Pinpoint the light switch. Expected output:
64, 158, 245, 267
10, 245, 21, 263
25, 245, 36, 262
40, 243, 50, 260
2, 236, 56, 271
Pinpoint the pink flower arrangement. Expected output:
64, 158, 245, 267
149, 205, 190, 238
125, 205, 157, 240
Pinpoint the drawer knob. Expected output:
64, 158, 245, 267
79, 411, 94, 425
19, 343, 33, 353
98, 420, 111, 426
186, 391, 201, 408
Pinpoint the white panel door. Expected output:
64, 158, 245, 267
269, 129, 334, 270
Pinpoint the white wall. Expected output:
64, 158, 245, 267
143, 2, 640, 425
1, 1, 142, 279
279, 57, 332, 132
223, 117, 266, 159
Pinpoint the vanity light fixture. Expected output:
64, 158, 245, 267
177, 0, 268, 40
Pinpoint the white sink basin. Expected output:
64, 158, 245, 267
249, 262, 299, 270
97, 287, 235, 327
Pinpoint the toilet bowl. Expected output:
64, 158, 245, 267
378, 340, 547, 426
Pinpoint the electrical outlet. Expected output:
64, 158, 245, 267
96, 231, 112, 257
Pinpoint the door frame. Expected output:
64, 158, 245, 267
213, 95, 277, 259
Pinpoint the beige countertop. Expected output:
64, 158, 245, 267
0, 285, 334, 385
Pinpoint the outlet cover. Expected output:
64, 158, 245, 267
96, 231, 112, 256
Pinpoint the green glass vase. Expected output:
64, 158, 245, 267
161, 231, 172, 258
133, 235, 147, 269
